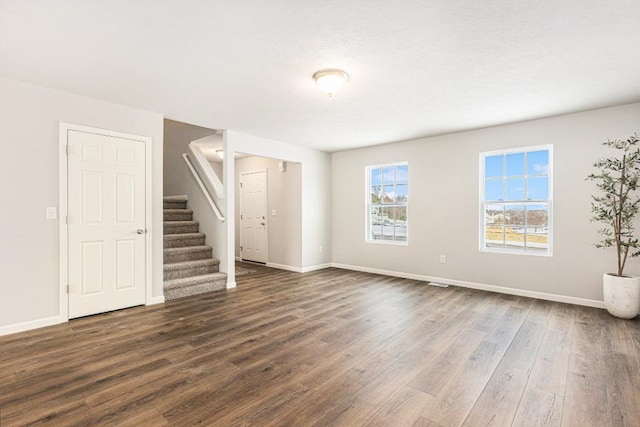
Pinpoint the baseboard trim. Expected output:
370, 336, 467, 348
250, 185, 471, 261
235, 256, 242, 262
266, 262, 303, 273
226, 281, 237, 289
301, 263, 333, 273
331, 263, 605, 309
0, 315, 66, 337
149, 296, 165, 305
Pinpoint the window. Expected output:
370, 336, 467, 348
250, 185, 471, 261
366, 162, 408, 244
480, 146, 552, 255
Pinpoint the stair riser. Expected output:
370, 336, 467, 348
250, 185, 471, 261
164, 249, 212, 264
164, 279, 227, 300
163, 201, 187, 209
164, 223, 199, 235
164, 264, 219, 280
163, 211, 193, 221
164, 236, 205, 248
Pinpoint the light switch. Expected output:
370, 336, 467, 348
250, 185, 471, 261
272, 209, 277, 216
46, 207, 57, 220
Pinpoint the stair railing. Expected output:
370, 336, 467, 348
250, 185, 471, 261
182, 153, 225, 222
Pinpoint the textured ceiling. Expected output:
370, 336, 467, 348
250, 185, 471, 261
1, 0, 639, 152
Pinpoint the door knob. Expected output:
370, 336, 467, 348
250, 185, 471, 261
260, 222, 266, 226
137, 229, 145, 234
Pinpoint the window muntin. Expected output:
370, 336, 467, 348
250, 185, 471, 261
366, 162, 408, 244
481, 146, 552, 255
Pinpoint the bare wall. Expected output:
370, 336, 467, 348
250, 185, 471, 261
331, 103, 640, 302
0, 77, 164, 330
163, 119, 216, 196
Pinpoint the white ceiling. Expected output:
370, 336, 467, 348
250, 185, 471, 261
1, 1, 639, 152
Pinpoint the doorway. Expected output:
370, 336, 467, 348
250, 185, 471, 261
235, 155, 302, 271
60, 124, 152, 319
239, 169, 268, 263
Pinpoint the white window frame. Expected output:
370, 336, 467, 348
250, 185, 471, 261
479, 145, 553, 256
365, 161, 409, 245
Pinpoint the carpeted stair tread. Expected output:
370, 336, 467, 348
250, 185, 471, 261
163, 245, 212, 263
163, 257, 220, 280
163, 195, 188, 202
164, 272, 227, 291
163, 233, 206, 248
163, 220, 199, 235
164, 258, 220, 272
164, 232, 205, 240
163, 208, 194, 221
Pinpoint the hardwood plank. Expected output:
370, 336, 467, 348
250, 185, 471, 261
364, 385, 434, 427
512, 389, 563, 427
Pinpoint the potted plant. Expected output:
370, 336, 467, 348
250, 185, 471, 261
587, 133, 640, 319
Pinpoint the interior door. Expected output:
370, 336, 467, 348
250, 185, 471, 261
67, 129, 146, 319
240, 170, 268, 263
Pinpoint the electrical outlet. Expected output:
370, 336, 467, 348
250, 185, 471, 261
440, 255, 446, 263
272, 209, 277, 216
319, 246, 323, 253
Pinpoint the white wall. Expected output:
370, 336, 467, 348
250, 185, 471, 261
235, 156, 302, 268
332, 103, 640, 303
0, 77, 164, 331
163, 119, 227, 274
224, 131, 332, 285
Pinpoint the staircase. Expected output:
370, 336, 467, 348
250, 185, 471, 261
163, 195, 227, 300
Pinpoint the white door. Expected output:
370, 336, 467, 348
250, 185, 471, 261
240, 170, 268, 263
67, 129, 146, 319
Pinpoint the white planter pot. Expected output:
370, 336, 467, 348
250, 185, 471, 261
603, 273, 640, 319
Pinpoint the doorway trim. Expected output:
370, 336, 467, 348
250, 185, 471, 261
58, 122, 153, 322
238, 168, 268, 264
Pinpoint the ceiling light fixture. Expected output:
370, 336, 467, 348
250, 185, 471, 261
215, 149, 224, 160
313, 69, 349, 97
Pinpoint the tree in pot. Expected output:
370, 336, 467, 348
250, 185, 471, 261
587, 133, 640, 319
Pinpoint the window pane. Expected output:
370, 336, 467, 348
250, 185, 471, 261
371, 168, 382, 186
506, 153, 525, 176
505, 204, 525, 226
485, 204, 505, 248
396, 164, 408, 184
371, 186, 382, 203
527, 150, 549, 176
526, 204, 548, 227
526, 230, 549, 253
485, 155, 503, 178
382, 207, 395, 240
505, 226, 525, 250
527, 177, 549, 200
383, 166, 395, 185
395, 184, 408, 203
485, 204, 504, 225
383, 185, 395, 203
370, 207, 382, 240
394, 206, 408, 241
485, 180, 504, 201
506, 178, 525, 201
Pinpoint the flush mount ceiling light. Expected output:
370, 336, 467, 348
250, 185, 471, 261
313, 69, 349, 97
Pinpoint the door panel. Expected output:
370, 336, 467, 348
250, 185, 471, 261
240, 170, 267, 263
68, 130, 146, 319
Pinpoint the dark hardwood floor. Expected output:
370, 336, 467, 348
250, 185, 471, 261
1, 264, 639, 426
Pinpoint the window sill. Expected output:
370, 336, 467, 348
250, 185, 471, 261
480, 247, 552, 257
366, 239, 408, 246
